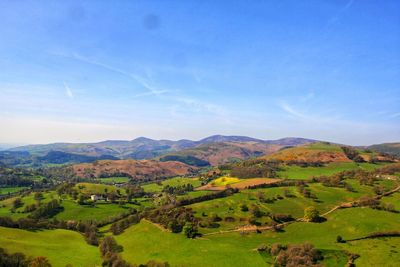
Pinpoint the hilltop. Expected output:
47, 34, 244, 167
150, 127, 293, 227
367, 142, 400, 156
159, 142, 282, 166
261, 142, 351, 163
72, 159, 197, 180
3, 136, 317, 167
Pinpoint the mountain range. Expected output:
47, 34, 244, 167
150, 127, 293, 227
1, 135, 399, 167
2, 135, 315, 166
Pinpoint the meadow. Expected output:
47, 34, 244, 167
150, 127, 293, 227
97, 176, 130, 184
115, 206, 400, 267
278, 162, 385, 180
0, 226, 102, 267
0, 186, 29, 195
142, 177, 202, 192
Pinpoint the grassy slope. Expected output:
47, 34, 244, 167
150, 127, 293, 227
211, 176, 241, 186
116, 207, 400, 267
98, 177, 130, 184
0, 191, 142, 221
116, 219, 268, 267
0, 186, 29, 194
55, 200, 138, 221
188, 181, 376, 231
278, 162, 385, 180
142, 177, 201, 193
0, 227, 102, 267
75, 182, 125, 195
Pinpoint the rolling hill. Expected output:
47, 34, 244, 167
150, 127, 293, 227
159, 142, 283, 166
72, 159, 197, 180
3, 136, 317, 166
367, 142, 400, 156
261, 142, 352, 163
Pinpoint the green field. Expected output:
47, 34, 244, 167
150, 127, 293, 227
55, 200, 138, 221
0, 186, 29, 194
0, 190, 142, 222
142, 177, 202, 192
278, 162, 385, 180
187, 180, 377, 232
98, 177, 130, 184
75, 182, 125, 195
115, 206, 400, 267
0, 227, 102, 267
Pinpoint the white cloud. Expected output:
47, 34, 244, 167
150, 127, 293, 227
63, 82, 74, 99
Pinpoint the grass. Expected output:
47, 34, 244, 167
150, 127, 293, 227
116, 220, 269, 267
278, 162, 385, 180
0, 226, 102, 267
306, 142, 342, 151
0, 190, 143, 222
55, 200, 138, 222
187, 181, 377, 232
210, 176, 241, 186
116, 208, 386, 267
0, 186, 29, 194
75, 182, 125, 195
98, 177, 130, 184
142, 177, 202, 193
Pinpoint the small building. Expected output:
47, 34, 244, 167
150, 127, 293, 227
90, 195, 104, 201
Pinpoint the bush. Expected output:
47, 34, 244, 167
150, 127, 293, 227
304, 207, 320, 222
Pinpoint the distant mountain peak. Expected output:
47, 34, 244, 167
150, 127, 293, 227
132, 137, 155, 142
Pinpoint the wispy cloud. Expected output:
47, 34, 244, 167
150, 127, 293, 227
327, 0, 355, 27
54, 52, 230, 119
278, 101, 308, 120
389, 112, 400, 118
63, 82, 74, 99
56, 52, 168, 98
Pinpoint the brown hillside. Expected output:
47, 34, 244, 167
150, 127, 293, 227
73, 159, 197, 180
261, 143, 352, 163
160, 142, 282, 166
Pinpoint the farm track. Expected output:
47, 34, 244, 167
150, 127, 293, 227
204, 183, 400, 236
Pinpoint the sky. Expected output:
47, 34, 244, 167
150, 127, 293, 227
0, 0, 399, 146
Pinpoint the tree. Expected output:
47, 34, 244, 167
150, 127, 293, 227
240, 204, 249, 212
336, 235, 344, 243
29, 256, 51, 267
183, 222, 198, 238
77, 194, 85, 205
99, 236, 122, 256
304, 207, 320, 222
12, 198, 23, 209
34, 192, 43, 201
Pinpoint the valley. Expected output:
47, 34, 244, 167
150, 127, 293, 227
0, 140, 399, 266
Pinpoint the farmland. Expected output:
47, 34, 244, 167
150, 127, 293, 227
0, 143, 399, 267
0, 227, 102, 266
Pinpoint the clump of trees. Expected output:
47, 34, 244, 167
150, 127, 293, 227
110, 214, 141, 235
230, 160, 282, 178
162, 184, 194, 195
28, 199, 63, 219
303, 207, 321, 222
341, 146, 365, 162
0, 248, 52, 267
146, 207, 198, 234
268, 243, 324, 267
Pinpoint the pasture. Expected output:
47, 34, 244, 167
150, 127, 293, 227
0, 186, 29, 195
142, 177, 201, 192
278, 162, 385, 180
98, 176, 130, 184
0, 226, 102, 267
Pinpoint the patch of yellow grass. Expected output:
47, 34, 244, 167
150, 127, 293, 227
211, 177, 241, 186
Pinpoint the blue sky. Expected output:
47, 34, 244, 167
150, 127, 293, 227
0, 0, 399, 145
